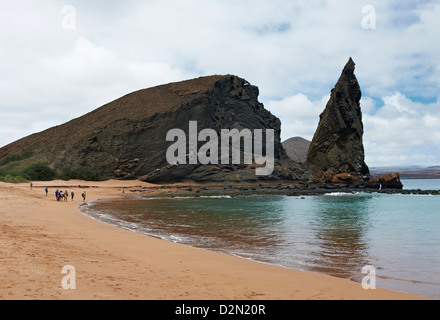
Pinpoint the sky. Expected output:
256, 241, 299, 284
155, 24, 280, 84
0, 0, 439, 167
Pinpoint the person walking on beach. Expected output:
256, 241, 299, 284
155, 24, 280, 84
71, 191, 75, 201
64, 191, 69, 202
82, 191, 86, 201
30, 182, 33, 190
45, 187, 48, 196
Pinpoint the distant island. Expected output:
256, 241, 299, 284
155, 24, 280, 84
370, 167, 440, 180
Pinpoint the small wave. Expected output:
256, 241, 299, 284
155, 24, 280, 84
324, 192, 361, 196
392, 193, 437, 197
199, 195, 233, 199
168, 234, 187, 243
160, 195, 233, 199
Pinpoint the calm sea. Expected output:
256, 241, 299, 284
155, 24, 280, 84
80, 179, 440, 299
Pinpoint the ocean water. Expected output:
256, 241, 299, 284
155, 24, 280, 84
81, 179, 440, 299
402, 178, 440, 191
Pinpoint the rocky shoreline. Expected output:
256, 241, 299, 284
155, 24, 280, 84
127, 183, 440, 198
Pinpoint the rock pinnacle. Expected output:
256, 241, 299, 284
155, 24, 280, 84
306, 58, 370, 178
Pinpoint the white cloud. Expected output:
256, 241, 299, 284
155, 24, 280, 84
364, 93, 440, 167
360, 97, 377, 115
267, 94, 329, 141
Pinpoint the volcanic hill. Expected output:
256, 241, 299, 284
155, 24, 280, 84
0, 75, 307, 183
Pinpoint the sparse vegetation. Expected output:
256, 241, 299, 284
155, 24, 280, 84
0, 150, 34, 166
0, 152, 101, 182
0, 167, 29, 183
22, 163, 57, 181
59, 166, 101, 181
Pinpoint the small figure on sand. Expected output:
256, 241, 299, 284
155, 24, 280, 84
82, 191, 86, 201
71, 191, 75, 201
30, 182, 33, 190
45, 187, 48, 196
64, 190, 69, 202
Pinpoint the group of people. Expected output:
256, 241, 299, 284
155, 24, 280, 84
51, 188, 87, 202
31, 183, 87, 202
55, 189, 74, 201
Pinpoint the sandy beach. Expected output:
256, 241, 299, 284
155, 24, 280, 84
0, 180, 427, 300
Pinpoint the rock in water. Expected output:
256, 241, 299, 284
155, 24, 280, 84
0, 75, 306, 183
379, 173, 403, 190
306, 58, 370, 181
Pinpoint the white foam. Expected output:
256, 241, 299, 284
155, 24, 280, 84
324, 192, 359, 196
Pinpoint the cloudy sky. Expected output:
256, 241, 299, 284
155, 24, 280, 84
1, 0, 439, 167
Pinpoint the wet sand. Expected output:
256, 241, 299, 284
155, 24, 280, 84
0, 180, 427, 300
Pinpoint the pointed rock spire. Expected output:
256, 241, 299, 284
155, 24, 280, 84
306, 58, 370, 179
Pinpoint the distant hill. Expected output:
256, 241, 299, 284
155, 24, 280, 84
282, 137, 310, 163
370, 167, 440, 179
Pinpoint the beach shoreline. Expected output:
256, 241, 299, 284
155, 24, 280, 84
0, 180, 428, 300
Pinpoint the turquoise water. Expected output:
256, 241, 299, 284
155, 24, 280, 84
402, 178, 440, 190
81, 179, 440, 299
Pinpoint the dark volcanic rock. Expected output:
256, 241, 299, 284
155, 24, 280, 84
0, 75, 308, 183
306, 58, 370, 185
366, 177, 380, 189
379, 172, 403, 190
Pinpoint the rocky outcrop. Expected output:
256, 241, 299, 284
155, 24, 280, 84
307, 168, 380, 190
366, 177, 380, 189
0, 75, 308, 183
306, 58, 373, 188
379, 173, 403, 190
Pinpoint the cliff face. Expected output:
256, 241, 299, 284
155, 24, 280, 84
306, 58, 371, 185
0, 75, 307, 183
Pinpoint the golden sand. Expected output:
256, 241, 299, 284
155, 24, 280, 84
0, 180, 426, 300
